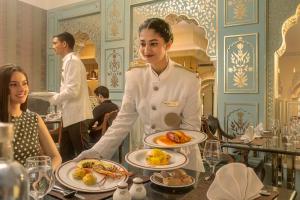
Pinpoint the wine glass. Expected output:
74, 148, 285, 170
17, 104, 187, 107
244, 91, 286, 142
203, 140, 221, 180
25, 156, 54, 200
271, 119, 280, 136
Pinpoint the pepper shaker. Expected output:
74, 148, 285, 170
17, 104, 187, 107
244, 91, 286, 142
113, 181, 131, 200
129, 177, 146, 200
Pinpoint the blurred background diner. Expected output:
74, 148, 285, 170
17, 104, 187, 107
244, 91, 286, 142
2, 0, 300, 199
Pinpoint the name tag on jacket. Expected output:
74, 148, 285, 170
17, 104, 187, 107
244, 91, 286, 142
163, 101, 179, 107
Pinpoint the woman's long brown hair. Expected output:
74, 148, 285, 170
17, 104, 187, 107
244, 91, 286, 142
0, 64, 28, 122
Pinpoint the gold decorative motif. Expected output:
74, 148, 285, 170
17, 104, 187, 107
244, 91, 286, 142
227, 0, 248, 20
230, 111, 250, 136
228, 37, 253, 88
131, 0, 216, 58
106, 49, 123, 89
107, 0, 122, 37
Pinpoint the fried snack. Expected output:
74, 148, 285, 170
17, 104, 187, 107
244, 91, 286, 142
161, 169, 193, 186
166, 130, 191, 143
77, 159, 101, 168
72, 167, 88, 180
146, 149, 171, 165
82, 173, 97, 185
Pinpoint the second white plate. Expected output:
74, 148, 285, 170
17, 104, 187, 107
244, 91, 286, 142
125, 149, 188, 171
144, 130, 207, 148
150, 174, 195, 188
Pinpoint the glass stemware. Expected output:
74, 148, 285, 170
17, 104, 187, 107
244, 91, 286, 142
203, 140, 221, 180
271, 119, 280, 136
25, 156, 54, 200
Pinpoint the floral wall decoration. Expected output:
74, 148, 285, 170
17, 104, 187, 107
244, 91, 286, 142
225, 0, 257, 26
225, 103, 258, 136
225, 33, 258, 93
105, 48, 124, 91
105, 0, 124, 41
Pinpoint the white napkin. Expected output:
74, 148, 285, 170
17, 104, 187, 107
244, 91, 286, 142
207, 163, 264, 200
240, 123, 263, 142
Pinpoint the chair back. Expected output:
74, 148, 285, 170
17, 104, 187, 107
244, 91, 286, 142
101, 110, 119, 135
27, 97, 50, 115
207, 115, 235, 140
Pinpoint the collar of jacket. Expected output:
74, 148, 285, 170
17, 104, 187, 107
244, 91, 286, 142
149, 59, 174, 81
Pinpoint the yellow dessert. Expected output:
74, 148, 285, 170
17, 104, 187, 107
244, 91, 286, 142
146, 149, 171, 165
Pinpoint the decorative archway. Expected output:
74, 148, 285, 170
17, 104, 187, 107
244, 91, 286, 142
271, 4, 300, 122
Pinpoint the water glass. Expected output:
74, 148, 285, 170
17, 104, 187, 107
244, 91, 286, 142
203, 140, 221, 177
25, 156, 54, 200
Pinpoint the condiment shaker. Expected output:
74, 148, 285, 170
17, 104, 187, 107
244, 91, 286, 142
129, 177, 146, 200
113, 181, 131, 200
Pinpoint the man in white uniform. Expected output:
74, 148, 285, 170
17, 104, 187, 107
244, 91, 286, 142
76, 18, 204, 172
51, 32, 93, 161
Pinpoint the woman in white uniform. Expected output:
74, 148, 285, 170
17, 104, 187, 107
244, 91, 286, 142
76, 18, 204, 172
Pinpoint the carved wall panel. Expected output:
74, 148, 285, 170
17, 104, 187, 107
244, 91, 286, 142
225, 102, 258, 136
224, 33, 258, 93
224, 0, 258, 26
105, 0, 124, 41
105, 48, 124, 91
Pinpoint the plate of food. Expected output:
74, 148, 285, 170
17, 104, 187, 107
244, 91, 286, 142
30, 91, 57, 97
55, 159, 129, 193
150, 169, 195, 188
144, 130, 207, 148
125, 148, 188, 171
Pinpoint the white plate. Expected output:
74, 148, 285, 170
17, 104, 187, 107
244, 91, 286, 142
30, 92, 57, 97
55, 160, 128, 193
144, 130, 207, 148
125, 149, 188, 171
150, 174, 195, 188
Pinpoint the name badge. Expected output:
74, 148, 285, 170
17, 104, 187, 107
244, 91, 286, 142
163, 101, 179, 107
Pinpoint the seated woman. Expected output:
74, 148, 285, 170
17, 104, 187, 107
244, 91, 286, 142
0, 64, 62, 170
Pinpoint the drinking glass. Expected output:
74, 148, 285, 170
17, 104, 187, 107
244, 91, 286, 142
271, 119, 280, 136
203, 140, 221, 179
25, 156, 54, 200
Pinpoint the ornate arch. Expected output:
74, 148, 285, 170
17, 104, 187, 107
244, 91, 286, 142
269, 4, 300, 122
131, 0, 216, 60
59, 14, 101, 65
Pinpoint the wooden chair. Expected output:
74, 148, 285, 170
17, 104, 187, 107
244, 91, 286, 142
97, 110, 123, 163
205, 115, 265, 180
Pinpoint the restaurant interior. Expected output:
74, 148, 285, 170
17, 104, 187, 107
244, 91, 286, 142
2, 0, 300, 199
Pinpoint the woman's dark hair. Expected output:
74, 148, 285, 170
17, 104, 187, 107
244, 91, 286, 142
138, 18, 173, 43
53, 32, 75, 50
0, 64, 28, 122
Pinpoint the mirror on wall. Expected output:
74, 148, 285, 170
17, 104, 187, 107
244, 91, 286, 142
275, 8, 300, 123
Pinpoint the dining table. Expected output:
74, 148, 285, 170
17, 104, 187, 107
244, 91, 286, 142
45, 162, 297, 200
221, 133, 300, 189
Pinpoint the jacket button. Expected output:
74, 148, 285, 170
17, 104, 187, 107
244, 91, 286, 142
153, 86, 159, 91
151, 124, 156, 129
152, 105, 156, 110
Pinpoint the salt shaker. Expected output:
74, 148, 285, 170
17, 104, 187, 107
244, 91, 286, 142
129, 177, 146, 200
113, 181, 131, 200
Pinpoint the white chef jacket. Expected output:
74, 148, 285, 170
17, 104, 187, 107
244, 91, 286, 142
50, 52, 92, 127
92, 59, 204, 172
